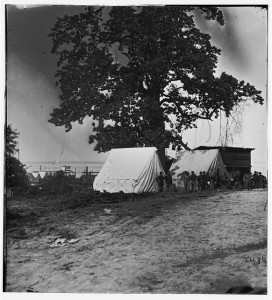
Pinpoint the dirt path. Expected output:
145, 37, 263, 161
4, 189, 267, 293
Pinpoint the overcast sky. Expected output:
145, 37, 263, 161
5, 4, 268, 173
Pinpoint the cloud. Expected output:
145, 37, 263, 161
7, 53, 108, 162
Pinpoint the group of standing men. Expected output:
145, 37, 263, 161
156, 169, 222, 192
156, 171, 173, 192
240, 171, 267, 190
156, 169, 267, 193
177, 169, 223, 192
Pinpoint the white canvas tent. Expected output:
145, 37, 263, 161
93, 147, 164, 193
170, 149, 229, 189
27, 171, 49, 184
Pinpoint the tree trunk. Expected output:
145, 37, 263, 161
149, 82, 167, 171
157, 145, 166, 172
153, 99, 167, 172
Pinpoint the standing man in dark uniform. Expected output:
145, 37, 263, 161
156, 172, 165, 192
165, 171, 173, 192
198, 172, 204, 191
205, 172, 211, 191
243, 172, 251, 190
189, 171, 198, 192
202, 171, 208, 190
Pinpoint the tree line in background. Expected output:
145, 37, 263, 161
5, 125, 96, 194
5, 124, 28, 189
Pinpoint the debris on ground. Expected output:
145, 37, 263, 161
104, 208, 112, 214
50, 238, 67, 247
68, 239, 80, 244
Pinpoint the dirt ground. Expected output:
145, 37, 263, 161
4, 188, 267, 293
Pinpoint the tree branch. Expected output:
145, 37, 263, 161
163, 98, 212, 121
179, 139, 191, 150
160, 86, 184, 103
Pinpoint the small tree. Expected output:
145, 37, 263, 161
5, 125, 28, 189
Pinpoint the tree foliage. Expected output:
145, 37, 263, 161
6, 124, 19, 157
49, 6, 263, 157
5, 125, 28, 189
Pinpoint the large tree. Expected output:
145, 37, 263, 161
49, 6, 263, 167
